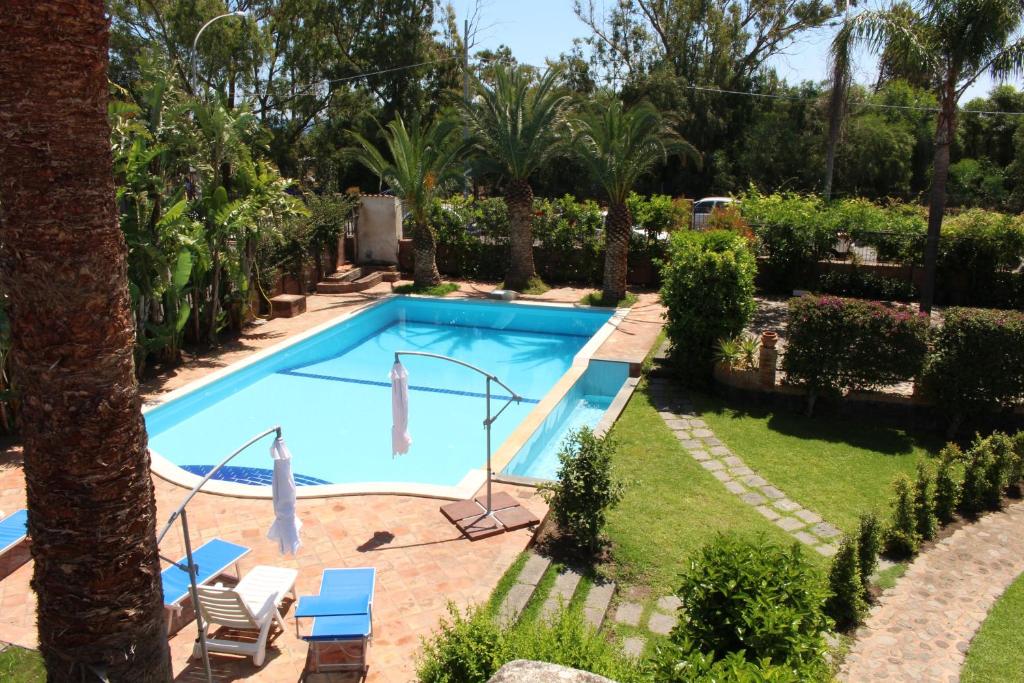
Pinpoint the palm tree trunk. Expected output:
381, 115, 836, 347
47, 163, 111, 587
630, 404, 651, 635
602, 201, 632, 304
921, 88, 957, 315
504, 179, 538, 290
0, 2, 171, 680
412, 219, 442, 288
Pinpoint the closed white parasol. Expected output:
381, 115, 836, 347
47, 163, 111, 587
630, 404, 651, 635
267, 436, 302, 555
390, 359, 412, 456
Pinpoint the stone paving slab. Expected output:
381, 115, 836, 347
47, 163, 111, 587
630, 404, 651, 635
542, 569, 582, 620
648, 611, 675, 636
622, 636, 645, 658
656, 595, 682, 613
499, 583, 536, 627
841, 501, 1024, 682
518, 553, 551, 586
614, 601, 643, 627
583, 581, 616, 629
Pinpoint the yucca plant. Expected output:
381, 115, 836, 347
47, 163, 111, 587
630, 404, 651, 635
460, 64, 573, 291
574, 99, 698, 304
351, 114, 467, 288
714, 337, 742, 369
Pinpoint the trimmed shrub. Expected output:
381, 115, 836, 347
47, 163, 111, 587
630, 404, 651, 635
825, 536, 867, 631
885, 474, 920, 557
543, 428, 624, 555
913, 462, 938, 541
648, 645, 818, 682
984, 432, 1017, 509
672, 535, 830, 669
783, 296, 928, 411
417, 603, 505, 683
959, 440, 992, 517
416, 602, 643, 683
1011, 431, 1024, 495
921, 307, 1024, 430
659, 230, 757, 380
816, 269, 916, 302
856, 512, 883, 591
935, 446, 962, 524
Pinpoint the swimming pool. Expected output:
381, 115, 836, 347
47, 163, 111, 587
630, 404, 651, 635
145, 297, 619, 498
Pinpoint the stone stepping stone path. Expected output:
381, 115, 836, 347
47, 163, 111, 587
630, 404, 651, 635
498, 552, 618, 631
841, 500, 1024, 682
541, 568, 583, 620
583, 580, 616, 628
499, 552, 550, 626
647, 377, 840, 557
614, 592, 684, 658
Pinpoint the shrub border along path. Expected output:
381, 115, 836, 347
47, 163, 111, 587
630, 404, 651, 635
841, 500, 1024, 682
647, 376, 842, 556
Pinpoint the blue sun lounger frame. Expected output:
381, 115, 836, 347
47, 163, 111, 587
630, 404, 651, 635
161, 538, 250, 630
295, 567, 376, 673
0, 510, 28, 557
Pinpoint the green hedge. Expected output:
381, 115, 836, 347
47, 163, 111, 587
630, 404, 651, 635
783, 296, 929, 404
429, 194, 675, 284
922, 307, 1024, 426
737, 190, 1024, 305
659, 230, 757, 380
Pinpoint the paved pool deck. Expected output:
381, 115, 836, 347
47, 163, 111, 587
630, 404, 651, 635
0, 280, 664, 682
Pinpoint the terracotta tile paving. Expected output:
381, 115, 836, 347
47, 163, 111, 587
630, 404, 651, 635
0, 280, 662, 681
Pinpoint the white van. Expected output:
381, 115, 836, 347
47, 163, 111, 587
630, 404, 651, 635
692, 197, 735, 230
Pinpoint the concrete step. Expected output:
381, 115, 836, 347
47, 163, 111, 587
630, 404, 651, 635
497, 553, 550, 627
583, 580, 616, 629
316, 269, 382, 294
540, 568, 582, 621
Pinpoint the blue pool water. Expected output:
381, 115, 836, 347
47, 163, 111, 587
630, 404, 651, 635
502, 360, 630, 480
145, 298, 612, 487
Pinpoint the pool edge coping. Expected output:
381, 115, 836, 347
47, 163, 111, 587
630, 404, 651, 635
146, 294, 627, 500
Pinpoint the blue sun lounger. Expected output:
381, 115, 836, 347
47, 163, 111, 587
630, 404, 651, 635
0, 509, 28, 557
295, 567, 376, 673
161, 538, 250, 630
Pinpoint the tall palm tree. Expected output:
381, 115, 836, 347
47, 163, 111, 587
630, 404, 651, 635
832, 0, 1024, 313
461, 64, 573, 291
351, 115, 467, 288
575, 100, 699, 304
0, 2, 170, 680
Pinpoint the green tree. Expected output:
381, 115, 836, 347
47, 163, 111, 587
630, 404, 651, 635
461, 64, 574, 291
833, 0, 1024, 313
351, 115, 466, 287
574, 100, 697, 303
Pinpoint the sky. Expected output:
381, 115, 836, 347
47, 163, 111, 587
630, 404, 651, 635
443, 0, 1021, 103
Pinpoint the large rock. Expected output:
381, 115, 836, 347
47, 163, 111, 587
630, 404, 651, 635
486, 660, 617, 683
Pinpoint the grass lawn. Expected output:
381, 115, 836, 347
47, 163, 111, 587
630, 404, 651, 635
579, 291, 639, 308
604, 386, 826, 597
692, 393, 943, 532
0, 646, 44, 682
962, 572, 1024, 682
392, 282, 459, 296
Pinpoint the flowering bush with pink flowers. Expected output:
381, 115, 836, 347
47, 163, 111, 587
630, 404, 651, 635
783, 296, 929, 408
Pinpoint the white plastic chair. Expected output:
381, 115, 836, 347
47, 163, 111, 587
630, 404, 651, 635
192, 565, 298, 666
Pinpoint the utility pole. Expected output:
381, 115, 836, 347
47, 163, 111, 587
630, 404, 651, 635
462, 18, 471, 197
